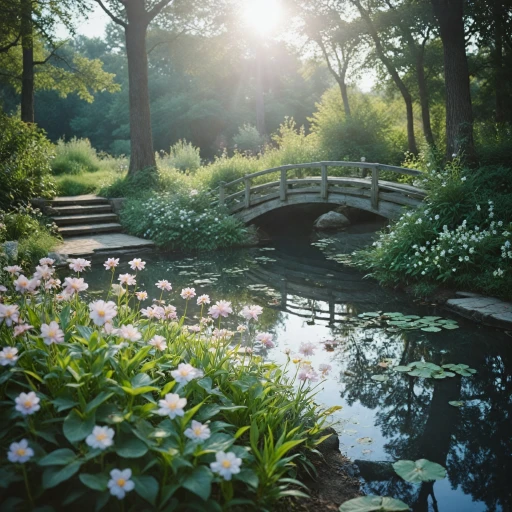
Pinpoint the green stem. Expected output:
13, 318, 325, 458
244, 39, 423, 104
22, 464, 34, 508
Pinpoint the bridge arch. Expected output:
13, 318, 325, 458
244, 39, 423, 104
213, 161, 426, 222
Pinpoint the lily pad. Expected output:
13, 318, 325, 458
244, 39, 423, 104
357, 437, 373, 445
393, 366, 412, 372
392, 459, 446, 483
449, 401, 465, 407
421, 326, 442, 332
371, 375, 389, 382
339, 496, 410, 512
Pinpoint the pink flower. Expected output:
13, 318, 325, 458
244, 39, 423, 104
141, 306, 160, 320
34, 265, 54, 280
128, 258, 146, 271
89, 300, 117, 326
14, 275, 37, 293
181, 288, 196, 300
4, 265, 22, 276
237, 325, 247, 333
104, 258, 120, 270
241, 305, 263, 321
45, 278, 61, 290
299, 342, 315, 357
117, 324, 141, 342
136, 291, 148, 301
164, 305, 177, 320
197, 294, 210, 305
118, 274, 136, 286
188, 325, 201, 332
208, 300, 232, 319
156, 280, 172, 291
39, 257, 55, 266
41, 321, 64, 345
0, 304, 20, 326
13, 324, 33, 337
319, 363, 332, 376
64, 277, 88, 295
298, 369, 319, 382
256, 332, 274, 348
148, 335, 167, 351
68, 258, 91, 273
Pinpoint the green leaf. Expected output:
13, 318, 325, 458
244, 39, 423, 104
449, 401, 465, 407
235, 469, 259, 489
79, 473, 109, 491
393, 366, 412, 372
63, 410, 95, 444
52, 397, 78, 413
392, 459, 446, 483
371, 375, 389, 382
132, 475, 159, 505
442, 324, 459, 330
115, 436, 148, 458
85, 392, 114, 414
182, 466, 212, 501
42, 461, 82, 489
339, 496, 410, 511
420, 326, 442, 332
39, 449, 77, 467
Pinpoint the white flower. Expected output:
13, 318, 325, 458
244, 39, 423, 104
148, 335, 167, 351
240, 305, 263, 321
197, 294, 210, 305
0, 304, 20, 326
14, 275, 37, 293
298, 369, 319, 382
156, 280, 172, 291
39, 257, 55, 266
104, 258, 120, 270
63, 277, 88, 295
128, 258, 146, 271
41, 321, 64, 345
256, 332, 274, 348
156, 393, 187, 419
136, 291, 148, 301
8, 439, 34, 463
86, 425, 115, 450
171, 363, 204, 384
34, 265, 54, 280
319, 363, 332, 375
180, 287, 196, 300
117, 324, 141, 342
108, 469, 135, 500
4, 265, 22, 276
208, 300, 232, 319
15, 391, 40, 415
89, 300, 117, 326
184, 420, 211, 442
237, 325, 247, 333
210, 451, 242, 480
118, 274, 136, 286
68, 258, 91, 273
299, 342, 315, 356
0, 346, 19, 366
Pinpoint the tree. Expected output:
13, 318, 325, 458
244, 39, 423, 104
431, 0, 475, 159
92, 0, 178, 175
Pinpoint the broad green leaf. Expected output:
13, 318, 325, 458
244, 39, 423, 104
392, 459, 446, 483
371, 375, 389, 382
421, 326, 442, 332
85, 392, 114, 414
115, 437, 148, 458
52, 397, 78, 413
449, 401, 465, 407
393, 366, 412, 372
63, 410, 95, 444
38, 449, 77, 467
42, 461, 82, 489
182, 466, 212, 501
79, 473, 108, 491
235, 469, 259, 489
132, 475, 159, 505
339, 496, 410, 511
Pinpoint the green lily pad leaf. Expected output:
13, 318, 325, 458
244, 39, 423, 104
392, 459, 446, 483
408, 368, 433, 378
422, 316, 442, 321
359, 312, 381, 318
421, 326, 442, 332
356, 437, 373, 445
383, 312, 404, 317
449, 401, 465, 407
404, 315, 421, 320
371, 375, 389, 382
393, 366, 412, 372
442, 324, 459, 330
339, 496, 410, 511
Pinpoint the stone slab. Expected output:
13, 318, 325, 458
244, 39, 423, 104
445, 295, 512, 330
54, 233, 155, 258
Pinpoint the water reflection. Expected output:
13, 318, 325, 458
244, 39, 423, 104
84, 240, 512, 512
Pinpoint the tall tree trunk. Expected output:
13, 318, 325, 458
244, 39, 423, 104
352, 0, 418, 154
124, 2, 156, 175
416, 48, 435, 146
255, 44, 266, 136
339, 79, 351, 118
431, 0, 475, 160
494, 3, 505, 123
20, 0, 34, 123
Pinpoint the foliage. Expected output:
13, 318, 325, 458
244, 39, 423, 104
339, 496, 410, 512
0, 112, 56, 210
355, 155, 512, 299
392, 459, 446, 484
51, 138, 101, 175
0, 258, 333, 510
233, 124, 266, 154
159, 140, 202, 173
120, 191, 248, 252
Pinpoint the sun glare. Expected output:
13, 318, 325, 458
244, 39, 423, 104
242, 0, 282, 36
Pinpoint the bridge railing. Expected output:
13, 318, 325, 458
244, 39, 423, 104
213, 161, 424, 212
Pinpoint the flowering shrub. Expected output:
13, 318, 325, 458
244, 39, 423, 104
0, 257, 333, 510
356, 158, 512, 299
121, 191, 248, 252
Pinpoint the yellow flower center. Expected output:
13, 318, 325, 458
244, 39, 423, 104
117, 478, 126, 487
222, 460, 231, 468
6, 353, 13, 359
193, 427, 202, 436
180, 370, 189, 376
16, 448, 26, 456
98, 310, 105, 317
48, 329, 56, 337
169, 403, 177, 409
96, 433, 107, 441
24, 400, 32, 408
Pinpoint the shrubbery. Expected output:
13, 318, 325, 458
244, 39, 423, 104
232, 124, 266, 154
0, 112, 56, 210
0, 257, 332, 510
355, 154, 512, 299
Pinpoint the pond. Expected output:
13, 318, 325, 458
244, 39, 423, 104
84, 225, 512, 512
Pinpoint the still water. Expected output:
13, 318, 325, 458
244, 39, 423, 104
85, 231, 512, 512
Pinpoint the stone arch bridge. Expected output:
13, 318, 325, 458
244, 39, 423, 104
213, 161, 426, 222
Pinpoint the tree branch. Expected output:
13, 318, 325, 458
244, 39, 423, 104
94, 0, 127, 28
146, 0, 175, 23
33, 41, 68, 66
0, 33, 21, 54
147, 29, 185, 55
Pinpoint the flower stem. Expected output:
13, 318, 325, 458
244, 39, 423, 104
22, 465, 34, 508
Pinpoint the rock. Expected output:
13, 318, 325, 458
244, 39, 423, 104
108, 198, 125, 216
445, 295, 512, 330
314, 211, 351, 231
2, 241, 18, 262
48, 252, 68, 266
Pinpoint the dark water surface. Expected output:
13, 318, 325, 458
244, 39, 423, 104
85, 230, 512, 512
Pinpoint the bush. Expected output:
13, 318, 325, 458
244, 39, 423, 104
159, 140, 202, 173
233, 124, 266, 154
121, 191, 248, 251
51, 138, 101, 175
0, 259, 332, 510
0, 112, 56, 210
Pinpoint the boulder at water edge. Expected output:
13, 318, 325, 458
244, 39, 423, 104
313, 211, 350, 231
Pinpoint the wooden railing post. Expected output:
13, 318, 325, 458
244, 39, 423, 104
219, 181, 226, 207
280, 168, 287, 201
244, 177, 251, 208
371, 165, 379, 210
320, 164, 328, 200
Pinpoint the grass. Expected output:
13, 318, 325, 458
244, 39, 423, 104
55, 170, 125, 196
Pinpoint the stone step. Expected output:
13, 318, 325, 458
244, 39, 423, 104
50, 195, 110, 207
53, 213, 118, 226
58, 223, 123, 237
51, 204, 113, 216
